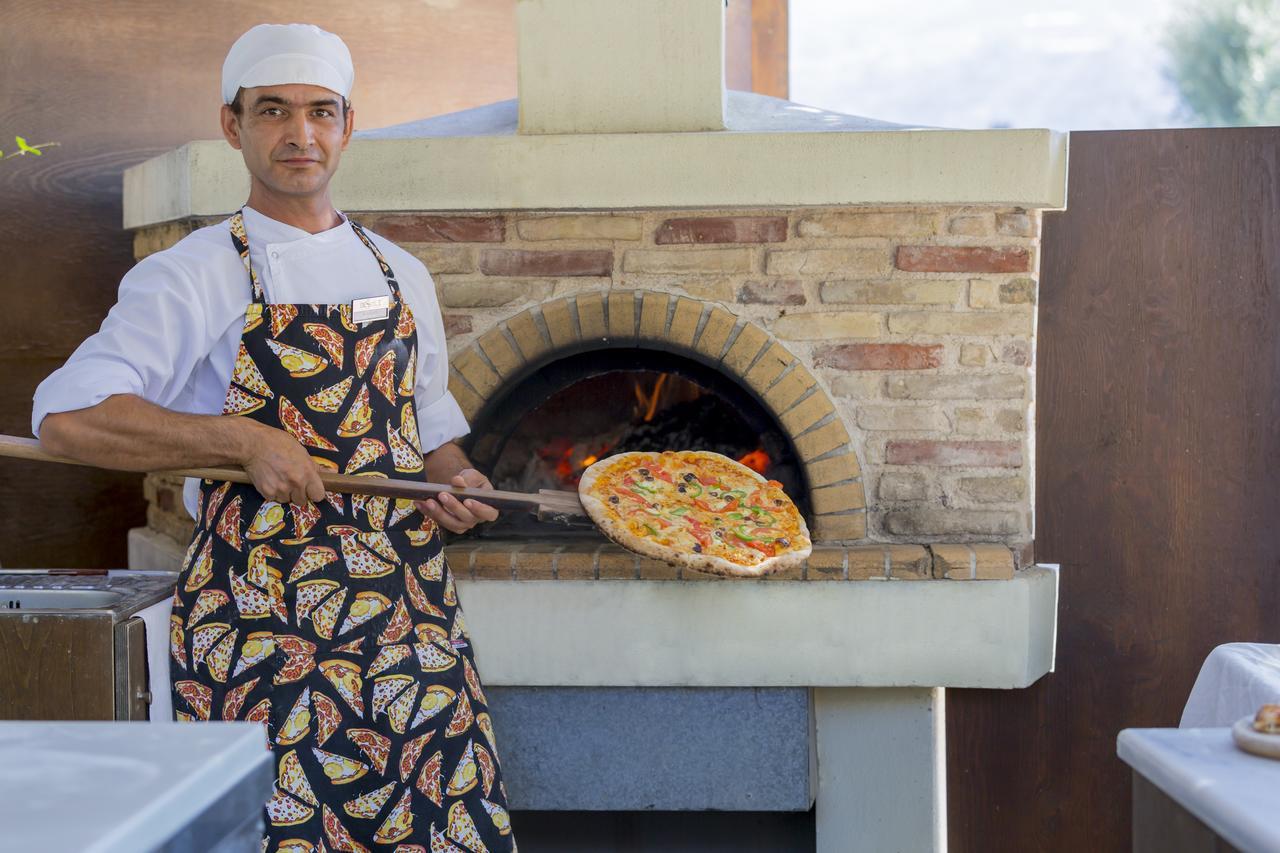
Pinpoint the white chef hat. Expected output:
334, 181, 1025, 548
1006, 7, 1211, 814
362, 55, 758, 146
221, 23, 354, 106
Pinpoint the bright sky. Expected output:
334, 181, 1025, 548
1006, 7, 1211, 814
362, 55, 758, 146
790, 0, 1189, 130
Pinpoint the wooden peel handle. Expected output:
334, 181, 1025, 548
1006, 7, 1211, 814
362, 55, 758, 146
0, 433, 586, 515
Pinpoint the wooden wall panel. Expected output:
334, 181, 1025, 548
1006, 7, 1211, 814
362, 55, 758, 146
948, 128, 1280, 851
0, 0, 519, 568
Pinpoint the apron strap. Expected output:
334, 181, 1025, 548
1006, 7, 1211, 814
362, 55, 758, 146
228, 208, 405, 305
229, 209, 266, 304
347, 218, 405, 304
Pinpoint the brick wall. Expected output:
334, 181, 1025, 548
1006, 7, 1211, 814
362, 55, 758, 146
135, 203, 1038, 562
358, 205, 1039, 548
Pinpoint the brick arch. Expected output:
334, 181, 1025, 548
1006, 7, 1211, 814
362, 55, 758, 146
446, 290, 867, 541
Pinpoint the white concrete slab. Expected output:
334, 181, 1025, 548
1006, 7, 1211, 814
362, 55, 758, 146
122, 126, 1068, 228
457, 566, 1059, 689
815, 687, 945, 853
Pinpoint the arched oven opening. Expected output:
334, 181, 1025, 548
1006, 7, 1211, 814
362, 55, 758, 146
459, 348, 812, 541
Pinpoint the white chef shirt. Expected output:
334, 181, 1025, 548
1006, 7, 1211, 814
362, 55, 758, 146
31, 204, 469, 520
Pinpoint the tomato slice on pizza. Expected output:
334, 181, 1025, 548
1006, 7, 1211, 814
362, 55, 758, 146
279, 396, 339, 451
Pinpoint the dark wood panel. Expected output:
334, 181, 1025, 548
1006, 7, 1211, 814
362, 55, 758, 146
0, 614, 115, 719
0, 0, 523, 569
948, 128, 1280, 851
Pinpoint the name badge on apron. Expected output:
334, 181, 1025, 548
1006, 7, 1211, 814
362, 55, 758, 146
351, 295, 390, 324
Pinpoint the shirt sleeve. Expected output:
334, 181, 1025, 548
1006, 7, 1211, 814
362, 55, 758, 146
409, 264, 470, 455
31, 252, 216, 437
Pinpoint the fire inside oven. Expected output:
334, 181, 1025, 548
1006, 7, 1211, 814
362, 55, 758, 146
461, 349, 811, 539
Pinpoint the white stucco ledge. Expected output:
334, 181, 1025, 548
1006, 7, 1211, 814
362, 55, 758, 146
122, 93, 1069, 229
457, 565, 1058, 689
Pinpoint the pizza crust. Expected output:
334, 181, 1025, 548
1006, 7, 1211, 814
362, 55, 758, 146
579, 450, 811, 578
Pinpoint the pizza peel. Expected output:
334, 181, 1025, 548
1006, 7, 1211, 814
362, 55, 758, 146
0, 433, 587, 524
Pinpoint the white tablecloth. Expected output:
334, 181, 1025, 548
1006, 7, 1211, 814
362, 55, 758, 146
1181, 643, 1280, 728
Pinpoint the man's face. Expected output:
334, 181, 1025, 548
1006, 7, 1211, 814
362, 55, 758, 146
220, 83, 354, 199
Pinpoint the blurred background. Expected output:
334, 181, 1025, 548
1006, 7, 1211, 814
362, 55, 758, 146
794, 0, 1280, 130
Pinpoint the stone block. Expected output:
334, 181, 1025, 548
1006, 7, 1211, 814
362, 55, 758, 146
806, 546, 846, 580
878, 472, 927, 501
692, 306, 737, 360
576, 292, 608, 340
513, 545, 559, 580
441, 279, 553, 308
882, 508, 1022, 537
957, 476, 1026, 503
895, 246, 1031, 273
668, 297, 704, 349
404, 245, 475, 274
739, 280, 806, 305
857, 405, 948, 432
516, 215, 643, 241
820, 280, 962, 306
815, 343, 942, 371
959, 344, 990, 367
607, 291, 637, 340
811, 482, 866, 515
480, 249, 613, 277
542, 298, 577, 349
796, 211, 937, 237
885, 440, 1021, 467
1001, 278, 1036, 304
886, 374, 1025, 400
887, 312, 1031, 336
930, 544, 1016, 579
947, 214, 993, 236
995, 211, 1034, 237
507, 311, 550, 363
721, 323, 770, 376
805, 452, 863, 488
623, 248, 754, 274
477, 328, 523, 378
452, 348, 502, 397
766, 248, 890, 277
359, 214, 504, 242
556, 545, 598, 580
773, 312, 881, 340
813, 512, 866, 541
655, 216, 787, 244
638, 291, 671, 341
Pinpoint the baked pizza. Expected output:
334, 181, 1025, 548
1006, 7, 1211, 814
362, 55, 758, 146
578, 450, 811, 577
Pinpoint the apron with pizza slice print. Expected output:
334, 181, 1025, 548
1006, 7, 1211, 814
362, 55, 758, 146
169, 208, 517, 853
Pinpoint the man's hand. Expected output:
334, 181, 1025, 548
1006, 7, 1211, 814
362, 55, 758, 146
241, 421, 327, 505
416, 467, 499, 534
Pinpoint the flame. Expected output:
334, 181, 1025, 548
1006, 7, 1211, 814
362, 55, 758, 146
633, 374, 669, 422
738, 448, 770, 473
581, 454, 598, 467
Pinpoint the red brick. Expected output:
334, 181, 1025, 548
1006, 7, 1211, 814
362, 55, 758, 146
479, 249, 612, 277
442, 314, 473, 336
885, 440, 1022, 467
738, 280, 805, 305
357, 214, 505, 243
814, 343, 943, 371
895, 246, 1031, 273
655, 216, 787, 245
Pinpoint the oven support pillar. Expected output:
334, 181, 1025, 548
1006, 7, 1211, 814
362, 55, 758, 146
814, 686, 947, 853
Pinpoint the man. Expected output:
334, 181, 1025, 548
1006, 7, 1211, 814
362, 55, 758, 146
33, 23, 517, 852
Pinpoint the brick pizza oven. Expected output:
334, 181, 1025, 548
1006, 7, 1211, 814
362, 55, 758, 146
123, 2, 1062, 850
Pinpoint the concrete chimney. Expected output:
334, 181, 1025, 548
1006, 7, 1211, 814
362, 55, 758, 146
516, 0, 728, 134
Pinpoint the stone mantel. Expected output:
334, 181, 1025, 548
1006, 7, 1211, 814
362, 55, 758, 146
122, 95, 1068, 229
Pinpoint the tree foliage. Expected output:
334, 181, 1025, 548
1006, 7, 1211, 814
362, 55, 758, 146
1164, 0, 1280, 125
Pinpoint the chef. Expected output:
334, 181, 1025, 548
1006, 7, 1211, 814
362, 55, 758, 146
32, 22, 517, 852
